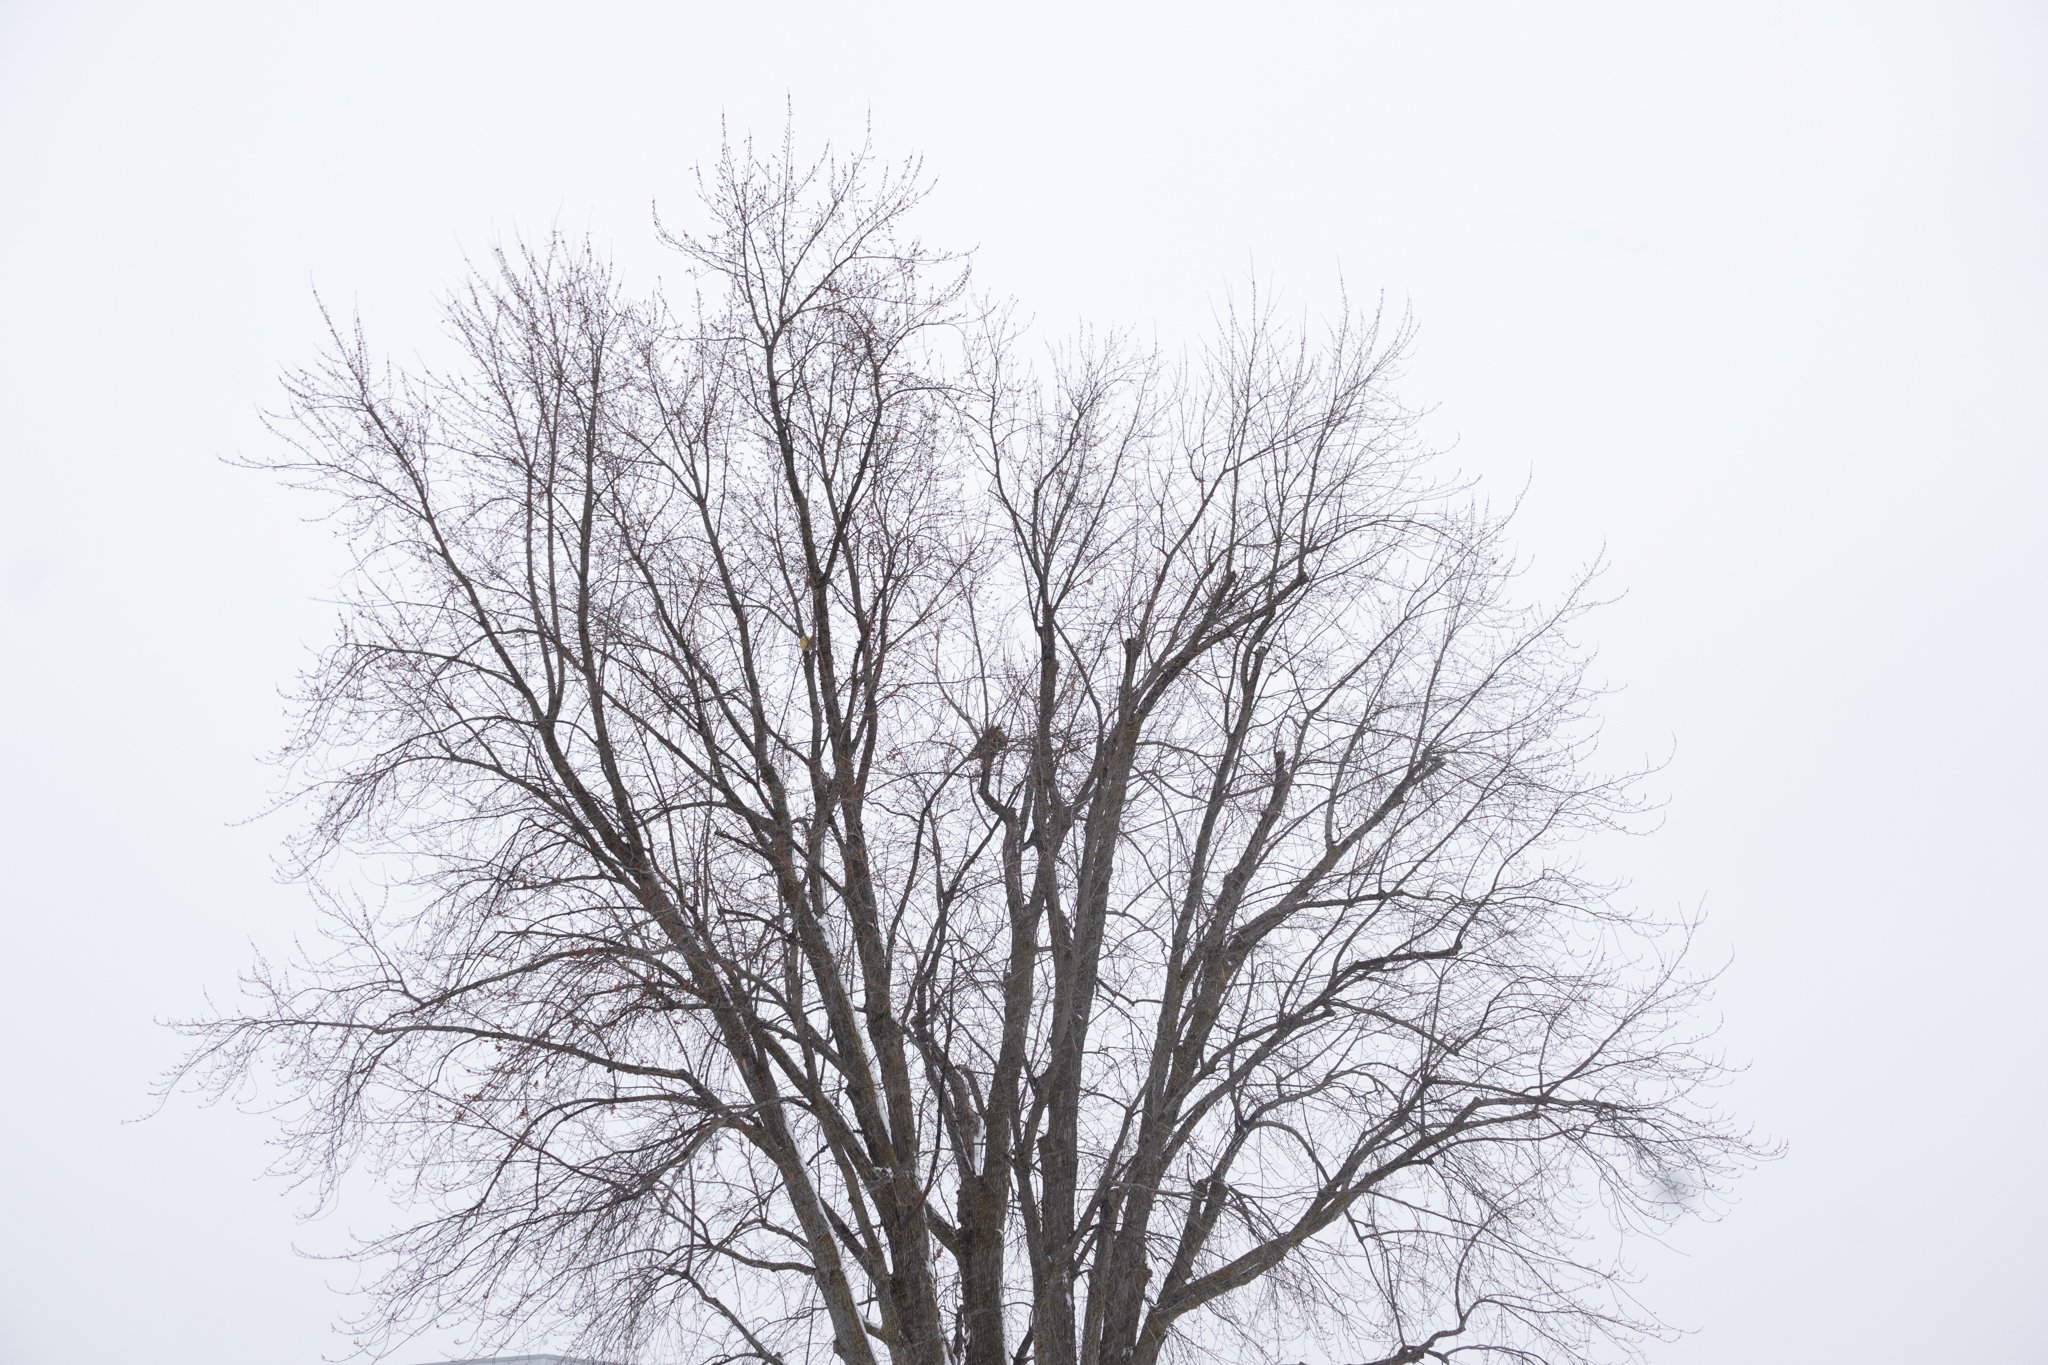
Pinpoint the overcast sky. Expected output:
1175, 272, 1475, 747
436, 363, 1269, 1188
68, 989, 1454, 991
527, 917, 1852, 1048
1, 3, 2043, 1363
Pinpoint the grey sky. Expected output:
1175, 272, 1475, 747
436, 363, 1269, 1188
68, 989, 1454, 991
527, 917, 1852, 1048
1, 3, 2042, 1362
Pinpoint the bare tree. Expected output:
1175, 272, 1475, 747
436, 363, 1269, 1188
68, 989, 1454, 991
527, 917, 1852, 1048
183, 135, 1754, 1365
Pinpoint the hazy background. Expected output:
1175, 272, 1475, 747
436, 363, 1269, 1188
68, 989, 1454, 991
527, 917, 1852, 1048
2, 3, 2043, 1361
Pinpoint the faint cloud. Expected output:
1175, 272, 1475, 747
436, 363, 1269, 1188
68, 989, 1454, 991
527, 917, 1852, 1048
1505, 210, 1653, 259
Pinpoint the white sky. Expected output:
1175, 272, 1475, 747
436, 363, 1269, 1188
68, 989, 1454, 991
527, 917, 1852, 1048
1, 3, 2043, 1362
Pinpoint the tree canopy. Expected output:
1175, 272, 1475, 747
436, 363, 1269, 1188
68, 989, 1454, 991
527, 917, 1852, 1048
185, 136, 1753, 1365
